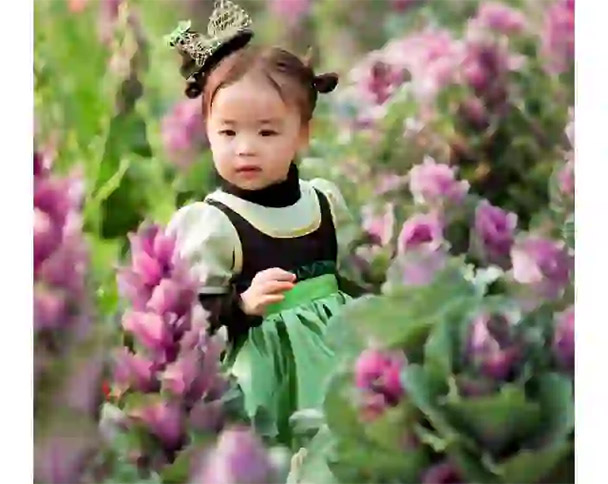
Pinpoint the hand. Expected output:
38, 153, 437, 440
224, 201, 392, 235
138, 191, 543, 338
239, 268, 296, 316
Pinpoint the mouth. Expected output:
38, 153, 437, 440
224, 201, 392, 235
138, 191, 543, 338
235, 165, 262, 176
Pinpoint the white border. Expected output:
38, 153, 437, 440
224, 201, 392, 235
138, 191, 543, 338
0, 0, 33, 480
576, 0, 608, 482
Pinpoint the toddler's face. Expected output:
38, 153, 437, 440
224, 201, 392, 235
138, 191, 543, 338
206, 73, 309, 190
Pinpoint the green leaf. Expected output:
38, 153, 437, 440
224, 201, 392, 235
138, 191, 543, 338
363, 402, 416, 452
446, 444, 501, 484
160, 446, 193, 484
323, 372, 364, 441
495, 440, 572, 484
533, 373, 574, 445
94, 112, 152, 192
334, 438, 429, 482
424, 318, 455, 381
289, 408, 325, 437
443, 385, 542, 455
287, 425, 340, 484
402, 365, 466, 446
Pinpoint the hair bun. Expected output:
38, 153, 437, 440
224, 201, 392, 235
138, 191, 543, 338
313, 72, 339, 93
185, 80, 203, 99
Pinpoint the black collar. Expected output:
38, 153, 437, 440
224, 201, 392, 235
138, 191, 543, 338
218, 163, 301, 207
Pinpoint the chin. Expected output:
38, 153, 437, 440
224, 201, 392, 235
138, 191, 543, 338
234, 178, 270, 190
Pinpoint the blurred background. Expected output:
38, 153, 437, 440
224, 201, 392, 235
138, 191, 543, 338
33, 1, 574, 483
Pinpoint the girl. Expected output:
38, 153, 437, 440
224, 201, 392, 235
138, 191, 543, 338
165, 0, 358, 448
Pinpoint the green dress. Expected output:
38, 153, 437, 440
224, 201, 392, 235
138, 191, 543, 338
168, 177, 354, 447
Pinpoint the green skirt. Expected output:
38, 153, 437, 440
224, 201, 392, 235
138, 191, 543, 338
224, 274, 351, 447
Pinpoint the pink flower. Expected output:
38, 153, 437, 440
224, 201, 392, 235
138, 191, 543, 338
542, 0, 575, 74
195, 427, 273, 484
34, 286, 68, 331
361, 203, 395, 246
375, 172, 409, 195
268, 0, 310, 26
382, 29, 464, 101
400, 249, 448, 287
130, 401, 183, 449
473, 200, 518, 267
472, 2, 527, 35
461, 41, 520, 102
147, 278, 195, 318
113, 348, 157, 392
421, 459, 464, 484
467, 312, 520, 380
355, 349, 406, 418
408, 157, 470, 207
511, 236, 573, 301
161, 98, 207, 169
398, 212, 444, 253
553, 305, 574, 372
161, 353, 199, 397
558, 161, 574, 198
122, 311, 172, 354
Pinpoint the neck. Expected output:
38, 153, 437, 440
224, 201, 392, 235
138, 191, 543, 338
218, 163, 301, 207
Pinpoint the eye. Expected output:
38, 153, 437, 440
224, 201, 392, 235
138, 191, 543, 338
260, 130, 279, 137
219, 129, 236, 137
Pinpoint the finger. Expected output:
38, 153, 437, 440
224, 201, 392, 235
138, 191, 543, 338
260, 294, 285, 306
261, 280, 295, 294
258, 268, 296, 282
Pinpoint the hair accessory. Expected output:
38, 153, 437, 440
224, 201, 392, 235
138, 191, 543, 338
165, 0, 253, 81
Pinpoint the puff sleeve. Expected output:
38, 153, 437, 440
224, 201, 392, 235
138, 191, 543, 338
166, 202, 241, 295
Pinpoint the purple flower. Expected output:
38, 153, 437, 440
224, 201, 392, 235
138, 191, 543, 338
34, 425, 98, 484
471, 2, 527, 35
409, 157, 470, 207
558, 160, 574, 198
361, 203, 395, 246
511, 236, 573, 301
553, 305, 574, 372
466, 312, 520, 380
34, 152, 88, 327
542, 0, 574, 74
118, 225, 195, 312
398, 212, 444, 253
161, 352, 199, 397
161, 98, 207, 169
421, 459, 464, 484
147, 278, 196, 318
400, 249, 448, 287
355, 349, 406, 418
33, 150, 99, 484
473, 200, 518, 267
113, 348, 157, 393
130, 401, 183, 450
34, 286, 68, 331
194, 427, 274, 484
374, 172, 409, 195
34, 209, 62, 272
122, 310, 172, 354
396, 212, 447, 286
381, 29, 464, 102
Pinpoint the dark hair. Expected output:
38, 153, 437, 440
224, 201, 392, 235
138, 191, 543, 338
185, 45, 339, 123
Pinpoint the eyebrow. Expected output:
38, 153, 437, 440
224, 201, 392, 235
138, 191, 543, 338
219, 119, 282, 125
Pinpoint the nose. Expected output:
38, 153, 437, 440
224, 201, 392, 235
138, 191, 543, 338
235, 134, 257, 157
